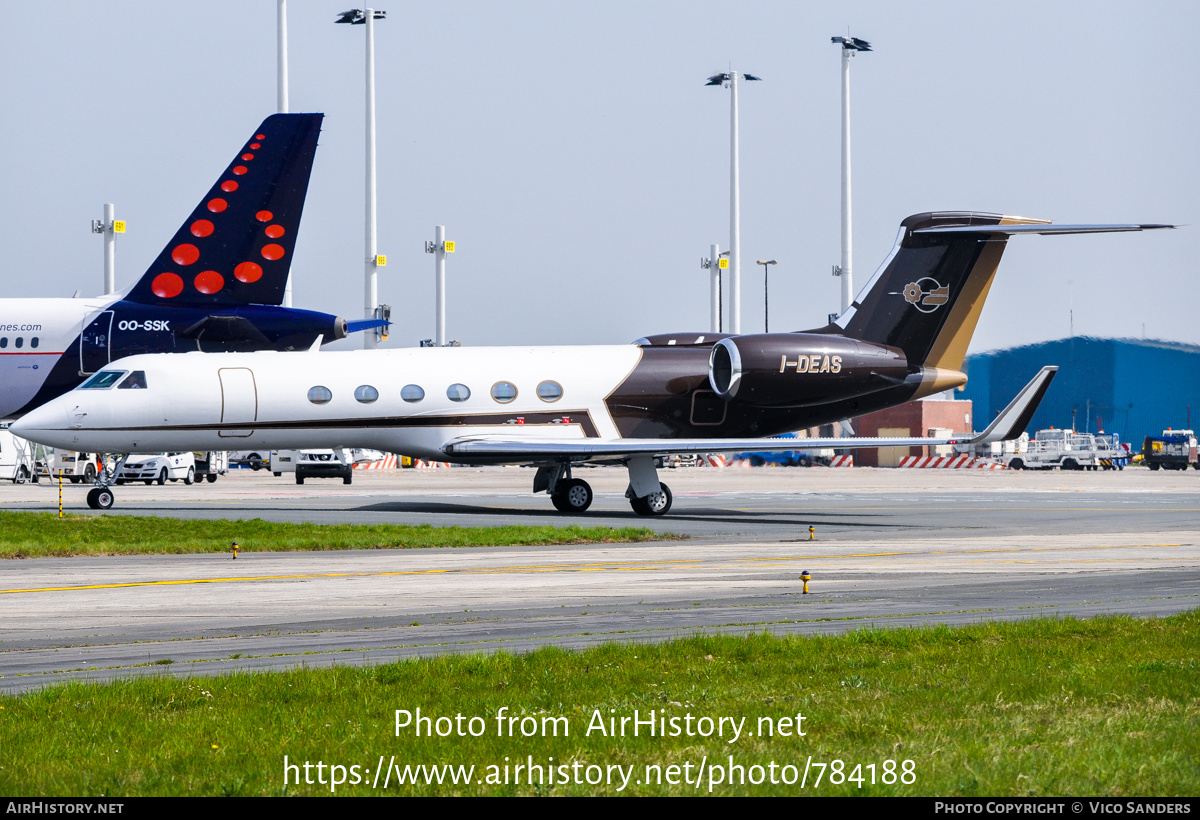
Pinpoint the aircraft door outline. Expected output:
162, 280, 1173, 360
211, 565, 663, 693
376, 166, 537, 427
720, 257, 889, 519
218, 367, 257, 438
79, 310, 114, 376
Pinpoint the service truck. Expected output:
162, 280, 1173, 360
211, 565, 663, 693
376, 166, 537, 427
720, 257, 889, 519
1142, 429, 1199, 471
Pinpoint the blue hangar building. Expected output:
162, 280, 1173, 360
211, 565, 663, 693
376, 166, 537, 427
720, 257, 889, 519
961, 337, 1200, 446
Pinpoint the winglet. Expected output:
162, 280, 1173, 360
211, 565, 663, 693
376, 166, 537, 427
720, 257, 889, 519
969, 366, 1058, 444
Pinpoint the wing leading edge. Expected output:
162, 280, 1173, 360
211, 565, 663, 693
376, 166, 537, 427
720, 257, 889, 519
442, 367, 1057, 461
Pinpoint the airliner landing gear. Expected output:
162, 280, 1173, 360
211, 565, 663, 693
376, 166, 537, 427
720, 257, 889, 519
625, 455, 673, 516
535, 463, 593, 513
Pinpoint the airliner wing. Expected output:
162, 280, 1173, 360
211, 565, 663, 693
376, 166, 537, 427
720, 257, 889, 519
443, 367, 1057, 460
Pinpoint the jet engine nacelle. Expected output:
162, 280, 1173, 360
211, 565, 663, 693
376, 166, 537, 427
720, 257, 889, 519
708, 333, 909, 407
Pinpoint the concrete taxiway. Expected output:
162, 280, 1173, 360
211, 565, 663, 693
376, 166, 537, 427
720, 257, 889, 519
0, 468, 1197, 692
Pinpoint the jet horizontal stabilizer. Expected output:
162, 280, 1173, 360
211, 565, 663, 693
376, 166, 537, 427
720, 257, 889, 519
179, 315, 272, 344
913, 223, 1175, 235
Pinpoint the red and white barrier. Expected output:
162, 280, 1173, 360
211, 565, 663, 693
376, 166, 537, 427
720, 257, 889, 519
897, 455, 1005, 469
699, 454, 727, 468
829, 455, 854, 467
413, 460, 452, 469
353, 455, 399, 469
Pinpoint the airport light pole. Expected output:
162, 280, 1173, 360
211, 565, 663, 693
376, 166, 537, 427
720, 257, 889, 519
707, 70, 761, 335
337, 8, 388, 348
699, 244, 725, 333
278, 0, 293, 306
425, 226, 455, 346
756, 259, 776, 332
91, 204, 124, 295
831, 35, 871, 316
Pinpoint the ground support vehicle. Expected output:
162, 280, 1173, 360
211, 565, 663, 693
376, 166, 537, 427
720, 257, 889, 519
272, 449, 353, 484
1007, 429, 1102, 471
0, 427, 37, 484
115, 452, 197, 485
1142, 430, 1199, 471
1094, 434, 1131, 470
192, 451, 228, 483
228, 451, 269, 471
44, 450, 101, 483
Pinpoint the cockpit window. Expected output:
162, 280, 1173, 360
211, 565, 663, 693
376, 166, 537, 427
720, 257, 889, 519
80, 371, 127, 389
117, 371, 148, 390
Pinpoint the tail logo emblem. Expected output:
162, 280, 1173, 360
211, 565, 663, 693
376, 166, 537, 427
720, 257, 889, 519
902, 278, 950, 313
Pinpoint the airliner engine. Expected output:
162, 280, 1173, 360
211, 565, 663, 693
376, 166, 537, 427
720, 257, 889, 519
708, 333, 909, 407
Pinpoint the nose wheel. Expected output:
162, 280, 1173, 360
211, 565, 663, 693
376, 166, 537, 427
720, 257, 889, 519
86, 487, 115, 510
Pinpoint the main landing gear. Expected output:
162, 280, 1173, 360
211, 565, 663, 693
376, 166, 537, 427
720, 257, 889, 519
84, 454, 129, 510
533, 456, 674, 516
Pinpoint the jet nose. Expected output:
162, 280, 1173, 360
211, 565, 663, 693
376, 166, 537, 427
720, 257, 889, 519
10, 400, 70, 443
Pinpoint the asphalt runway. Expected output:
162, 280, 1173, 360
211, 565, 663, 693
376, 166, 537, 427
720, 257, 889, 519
1, 467, 1197, 693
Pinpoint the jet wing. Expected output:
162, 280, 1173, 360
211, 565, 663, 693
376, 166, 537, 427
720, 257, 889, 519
443, 367, 1057, 461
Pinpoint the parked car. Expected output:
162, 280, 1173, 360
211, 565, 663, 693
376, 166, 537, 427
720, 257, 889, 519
115, 452, 197, 485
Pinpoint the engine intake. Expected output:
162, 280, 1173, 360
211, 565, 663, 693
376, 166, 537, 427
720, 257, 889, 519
708, 333, 909, 407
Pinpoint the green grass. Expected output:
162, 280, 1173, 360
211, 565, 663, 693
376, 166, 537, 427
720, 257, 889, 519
0, 511, 669, 558
1, 613, 1196, 796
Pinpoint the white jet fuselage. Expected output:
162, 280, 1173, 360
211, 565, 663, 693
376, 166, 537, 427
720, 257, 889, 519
17, 346, 643, 460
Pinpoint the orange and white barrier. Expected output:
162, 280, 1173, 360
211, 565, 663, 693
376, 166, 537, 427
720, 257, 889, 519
898, 455, 1005, 469
353, 454, 399, 469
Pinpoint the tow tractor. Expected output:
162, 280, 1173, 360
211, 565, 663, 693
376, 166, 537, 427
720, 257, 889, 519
1142, 429, 1199, 471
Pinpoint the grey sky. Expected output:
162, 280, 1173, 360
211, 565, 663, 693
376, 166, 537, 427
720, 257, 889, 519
2, 1, 1196, 353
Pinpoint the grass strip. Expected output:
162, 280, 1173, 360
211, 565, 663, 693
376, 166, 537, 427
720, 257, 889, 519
0, 511, 669, 558
1, 612, 1196, 796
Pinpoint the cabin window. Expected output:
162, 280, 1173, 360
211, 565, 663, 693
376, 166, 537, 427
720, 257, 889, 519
447, 383, 471, 402
307, 386, 333, 405
30, 337, 38, 349
354, 385, 379, 404
401, 384, 425, 403
490, 381, 518, 403
80, 371, 127, 389
0, 338, 6, 348
536, 381, 563, 402
117, 371, 148, 390
14, 338, 22, 349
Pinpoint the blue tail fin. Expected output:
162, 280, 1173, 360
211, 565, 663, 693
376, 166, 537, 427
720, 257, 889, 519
124, 113, 323, 307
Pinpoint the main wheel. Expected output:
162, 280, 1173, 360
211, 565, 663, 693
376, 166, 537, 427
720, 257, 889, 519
631, 482, 672, 516
156, 468, 168, 486
553, 478, 593, 513
184, 467, 195, 485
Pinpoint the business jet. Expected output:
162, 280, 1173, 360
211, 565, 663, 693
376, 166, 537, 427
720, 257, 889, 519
14, 211, 1171, 513
0, 113, 381, 422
